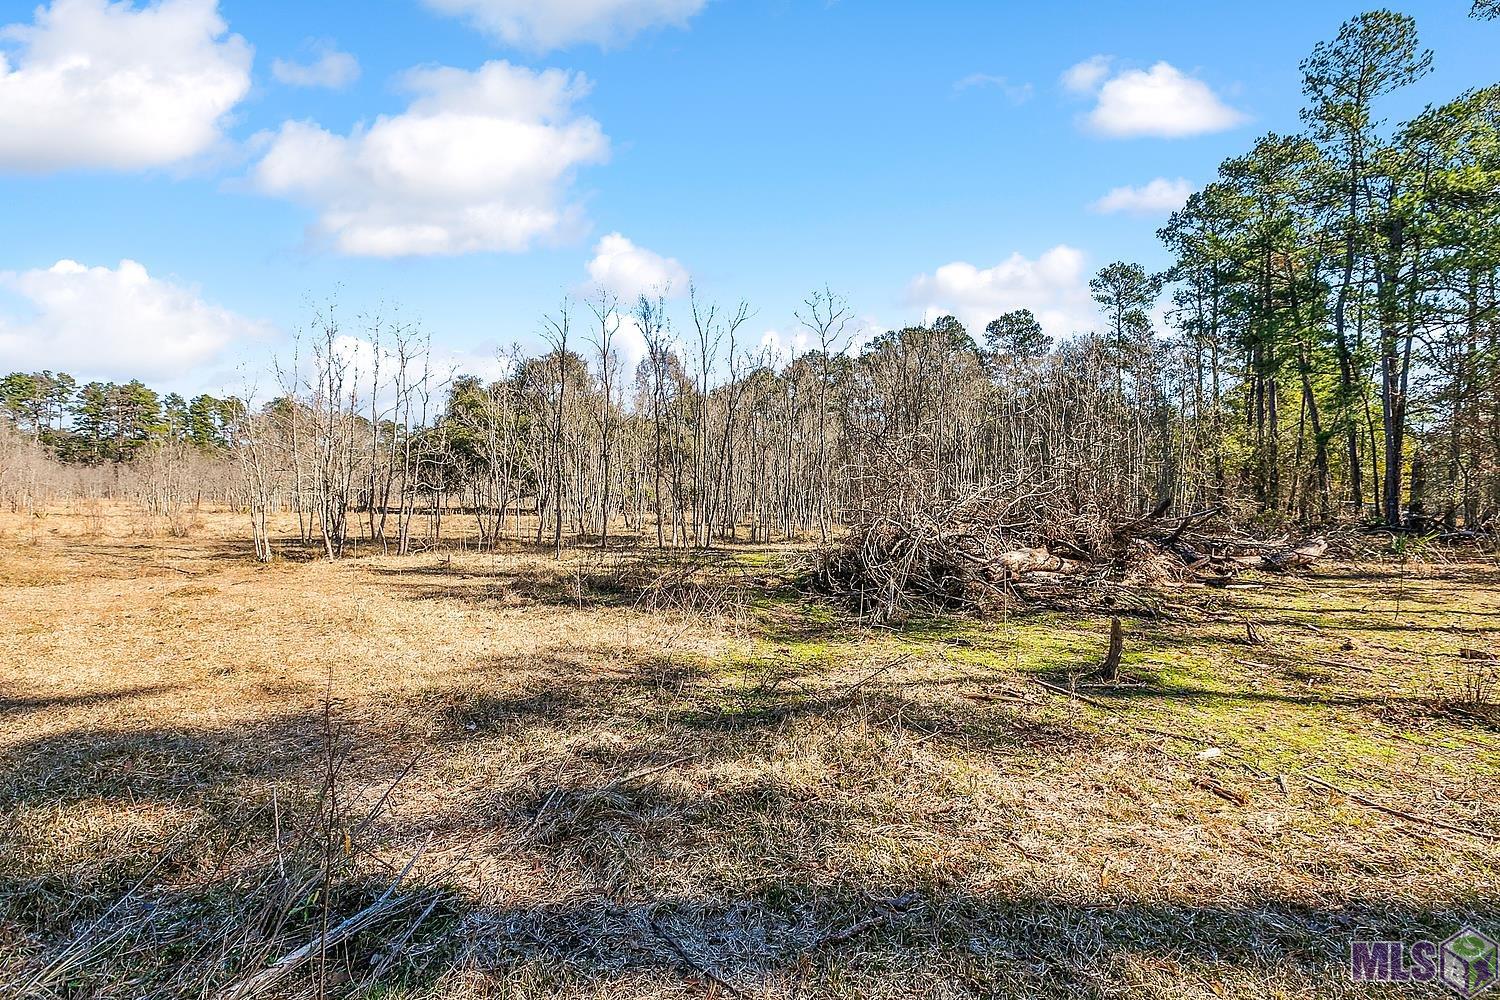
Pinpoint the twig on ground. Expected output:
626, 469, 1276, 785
1301, 773, 1499, 842
1031, 677, 1106, 707
650, 917, 749, 999
1194, 775, 1249, 806
13, 830, 191, 994
810, 912, 889, 948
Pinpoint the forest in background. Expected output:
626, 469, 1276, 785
2, 9, 1498, 560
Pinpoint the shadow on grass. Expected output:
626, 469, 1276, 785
11, 875, 1496, 998
2, 681, 1495, 997
5, 595, 1496, 997
432, 645, 1093, 761
0, 711, 328, 810
1062, 673, 1500, 733
0, 682, 182, 718
453, 891, 1500, 995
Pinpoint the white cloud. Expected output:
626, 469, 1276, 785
1090, 176, 1193, 214
1061, 54, 1112, 95
0, 259, 270, 380
289, 332, 515, 409
953, 73, 1033, 104
613, 313, 651, 378
423, 0, 705, 50
1086, 61, 1245, 138
336, 333, 506, 383
250, 61, 609, 257
758, 313, 882, 367
908, 246, 1095, 341
271, 43, 359, 90
0, 0, 252, 172
446, 346, 514, 385
585, 233, 688, 301
757, 328, 810, 366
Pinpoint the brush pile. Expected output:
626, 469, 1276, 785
818, 490, 1327, 622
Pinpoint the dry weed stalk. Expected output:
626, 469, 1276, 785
1454, 649, 1499, 708
3, 696, 446, 1000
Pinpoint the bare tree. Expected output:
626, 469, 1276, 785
796, 286, 853, 542
541, 300, 573, 560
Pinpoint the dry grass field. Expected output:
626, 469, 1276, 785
1, 503, 1497, 998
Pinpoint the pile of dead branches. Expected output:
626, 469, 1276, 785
818, 491, 1328, 622
817, 489, 1073, 620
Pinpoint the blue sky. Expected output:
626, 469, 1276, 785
0, 0, 1493, 394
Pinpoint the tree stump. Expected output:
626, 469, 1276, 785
1102, 617, 1124, 681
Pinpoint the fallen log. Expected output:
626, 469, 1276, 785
1263, 538, 1328, 571
994, 546, 1078, 576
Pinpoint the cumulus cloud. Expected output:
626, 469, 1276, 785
272, 43, 359, 90
908, 246, 1095, 341
0, 0, 252, 172
608, 314, 651, 377
0, 259, 270, 380
576, 234, 692, 378
250, 61, 609, 257
1061, 54, 1112, 95
423, 0, 705, 50
447, 346, 515, 384
1084, 61, 1245, 138
1090, 176, 1193, 214
585, 233, 688, 301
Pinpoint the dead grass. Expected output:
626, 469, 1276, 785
1, 502, 1496, 998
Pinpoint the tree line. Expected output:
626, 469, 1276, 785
0, 371, 239, 463
222, 280, 1300, 563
